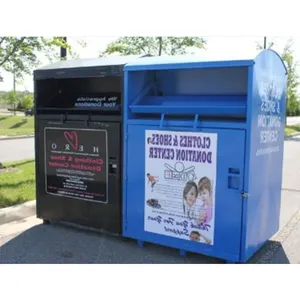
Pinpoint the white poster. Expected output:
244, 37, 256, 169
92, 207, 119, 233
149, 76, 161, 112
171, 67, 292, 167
145, 130, 217, 245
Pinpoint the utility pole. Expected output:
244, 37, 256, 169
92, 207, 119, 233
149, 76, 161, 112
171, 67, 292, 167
13, 67, 16, 115
263, 36, 267, 49
60, 37, 67, 59
13, 70, 16, 92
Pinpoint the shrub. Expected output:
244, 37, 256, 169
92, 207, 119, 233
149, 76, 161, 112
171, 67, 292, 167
19, 94, 33, 109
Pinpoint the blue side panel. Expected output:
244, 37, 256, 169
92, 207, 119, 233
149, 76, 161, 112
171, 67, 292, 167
130, 95, 247, 117
241, 50, 287, 262
123, 125, 246, 262
155, 67, 248, 95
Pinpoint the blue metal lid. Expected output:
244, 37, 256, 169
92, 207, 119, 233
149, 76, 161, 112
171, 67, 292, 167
124, 49, 285, 71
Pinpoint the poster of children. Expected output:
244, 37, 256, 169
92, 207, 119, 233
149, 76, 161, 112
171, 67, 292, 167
144, 130, 217, 245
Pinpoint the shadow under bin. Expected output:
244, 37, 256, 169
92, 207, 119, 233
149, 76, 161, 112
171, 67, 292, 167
33, 55, 149, 235
122, 50, 287, 263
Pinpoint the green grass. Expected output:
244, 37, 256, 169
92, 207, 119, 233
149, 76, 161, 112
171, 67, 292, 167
0, 159, 36, 208
285, 124, 300, 136
0, 115, 34, 136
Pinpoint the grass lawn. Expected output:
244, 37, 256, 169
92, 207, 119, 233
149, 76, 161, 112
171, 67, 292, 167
0, 159, 36, 208
285, 124, 300, 136
0, 115, 34, 136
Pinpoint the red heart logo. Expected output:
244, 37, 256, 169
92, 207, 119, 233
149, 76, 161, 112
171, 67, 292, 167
64, 131, 78, 151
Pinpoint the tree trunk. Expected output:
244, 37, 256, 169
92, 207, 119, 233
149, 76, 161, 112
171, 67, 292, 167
158, 37, 163, 56
13, 70, 16, 116
60, 37, 67, 59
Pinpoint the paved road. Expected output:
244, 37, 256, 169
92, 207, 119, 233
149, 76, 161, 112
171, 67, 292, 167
0, 138, 35, 162
286, 116, 300, 126
0, 111, 24, 117
0, 137, 300, 263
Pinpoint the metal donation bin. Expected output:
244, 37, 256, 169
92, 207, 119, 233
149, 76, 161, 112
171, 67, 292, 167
122, 50, 287, 263
34, 55, 148, 235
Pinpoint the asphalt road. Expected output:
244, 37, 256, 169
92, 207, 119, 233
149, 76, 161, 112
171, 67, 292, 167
0, 138, 35, 162
0, 110, 24, 117
286, 116, 300, 126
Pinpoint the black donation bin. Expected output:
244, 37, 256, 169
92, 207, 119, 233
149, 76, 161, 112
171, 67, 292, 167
33, 55, 148, 235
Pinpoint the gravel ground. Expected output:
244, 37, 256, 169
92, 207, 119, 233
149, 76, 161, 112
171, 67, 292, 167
248, 209, 300, 264
0, 219, 223, 264
0, 211, 299, 264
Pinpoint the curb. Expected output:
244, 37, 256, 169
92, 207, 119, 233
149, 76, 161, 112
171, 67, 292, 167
0, 135, 34, 141
285, 132, 300, 139
0, 200, 36, 226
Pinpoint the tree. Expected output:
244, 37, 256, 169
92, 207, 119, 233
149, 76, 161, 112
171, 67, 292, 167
20, 94, 33, 109
100, 37, 207, 57
6, 90, 19, 115
0, 37, 85, 81
0, 91, 6, 104
281, 41, 300, 116
256, 38, 300, 117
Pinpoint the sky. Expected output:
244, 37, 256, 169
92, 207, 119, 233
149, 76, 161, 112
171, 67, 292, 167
0, 36, 299, 92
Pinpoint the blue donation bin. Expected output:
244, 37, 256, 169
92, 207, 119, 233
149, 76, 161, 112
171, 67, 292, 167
122, 50, 287, 263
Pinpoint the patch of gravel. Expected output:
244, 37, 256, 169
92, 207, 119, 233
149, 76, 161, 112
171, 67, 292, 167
249, 209, 300, 264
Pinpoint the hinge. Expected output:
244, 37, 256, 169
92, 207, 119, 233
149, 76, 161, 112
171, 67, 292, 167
125, 133, 128, 140
241, 192, 248, 198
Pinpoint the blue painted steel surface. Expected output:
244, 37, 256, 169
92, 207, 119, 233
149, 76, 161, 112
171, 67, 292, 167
130, 95, 246, 117
125, 125, 246, 261
122, 49, 287, 263
124, 54, 255, 71
240, 50, 287, 262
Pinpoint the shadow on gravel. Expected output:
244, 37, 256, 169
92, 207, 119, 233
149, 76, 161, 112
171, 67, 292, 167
248, 240, 290, 264
0, 222, 223, 264
0, 223, 290, 264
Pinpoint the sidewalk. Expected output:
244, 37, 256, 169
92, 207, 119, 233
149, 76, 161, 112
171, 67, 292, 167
0, 134, 34, 141
0, 215, 41, 238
